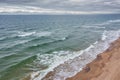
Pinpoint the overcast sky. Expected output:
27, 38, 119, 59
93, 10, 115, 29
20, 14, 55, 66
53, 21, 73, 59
0, 0, 120, 14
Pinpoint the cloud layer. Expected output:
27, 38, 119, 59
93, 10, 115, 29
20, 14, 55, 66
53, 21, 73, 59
0, 0, 120, 14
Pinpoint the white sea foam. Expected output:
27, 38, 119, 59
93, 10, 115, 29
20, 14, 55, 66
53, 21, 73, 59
32, 50, 83, 80
0, 37, 6, 41
18, 31, 36, 37
82, 19, 120, 29
102, 30, 107, 40
108, 19, 120, 23
81, 25, 105, 29
93, 41, 98, 44
17, 31, 52, 37
35, 31, 52, 37
32, 30, 120, 80
61, 37, 66, 40
95, 19, 120, 26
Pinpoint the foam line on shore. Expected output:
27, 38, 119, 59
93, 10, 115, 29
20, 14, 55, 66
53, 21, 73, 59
30, 30, 120, 80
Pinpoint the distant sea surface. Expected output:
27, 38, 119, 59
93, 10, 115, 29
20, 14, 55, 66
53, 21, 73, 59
0, 14, 120, 80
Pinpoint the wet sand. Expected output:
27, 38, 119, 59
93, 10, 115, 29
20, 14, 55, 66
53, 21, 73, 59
67, 38, 120, 80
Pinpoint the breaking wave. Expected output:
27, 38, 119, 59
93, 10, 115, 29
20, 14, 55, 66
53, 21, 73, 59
31, 30, 120, 80
17, 31, 52, 37
81, 19, 120, 29
95, 19, 120, 26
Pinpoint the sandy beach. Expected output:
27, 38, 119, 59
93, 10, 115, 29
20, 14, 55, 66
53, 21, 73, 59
0, 1, 120, 80
23, 38, 120, 80
67, 38, 120, 80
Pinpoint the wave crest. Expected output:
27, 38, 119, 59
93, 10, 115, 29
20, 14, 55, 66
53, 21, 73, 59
17, 31, 52, 37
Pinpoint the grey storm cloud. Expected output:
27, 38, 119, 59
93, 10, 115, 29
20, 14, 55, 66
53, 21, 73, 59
0, 0, 120, 14
0, 0, 33, 3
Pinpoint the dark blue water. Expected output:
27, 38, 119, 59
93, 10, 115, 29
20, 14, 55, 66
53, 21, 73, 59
0, 14, 120, 80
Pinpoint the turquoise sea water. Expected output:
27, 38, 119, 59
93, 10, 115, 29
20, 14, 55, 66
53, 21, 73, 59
0, 14, 120, 80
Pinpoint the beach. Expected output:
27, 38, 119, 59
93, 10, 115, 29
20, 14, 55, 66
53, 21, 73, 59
0, 0, 120, 80
67, 38, 120, 80
23, 37, 120, 80
35, 30, 120, 80
0, 15, 120, 80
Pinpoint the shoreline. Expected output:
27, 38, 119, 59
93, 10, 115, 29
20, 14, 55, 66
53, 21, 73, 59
22, 37, 120, 80
67, 38, 120, 80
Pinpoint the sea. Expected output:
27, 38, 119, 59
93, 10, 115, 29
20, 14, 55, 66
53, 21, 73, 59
0, 14, 120, 80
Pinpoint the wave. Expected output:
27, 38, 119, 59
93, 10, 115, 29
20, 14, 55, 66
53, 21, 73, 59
81, 19, 120, 29
17, 31, 36, 37
0, 31, 54, 50
23, 36, 68, 51
0, 36, 15, 42
101, 30, 107, 40
0, 38, 68, 58
108, 19, 120, 23
95, 19, 120, 26
0, 34, 68, 53
0, 37, 6, 41
0, 31, 37, 41
17, 31, 52, 37
0, 31, 52, 41
81, 25, 105, 29
31, 30, 120, 80
0, 39, 31, 51
0, 55, 36, 74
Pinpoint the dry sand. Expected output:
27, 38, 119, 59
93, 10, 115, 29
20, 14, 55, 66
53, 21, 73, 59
67, 38, 120, 80
23, 38, 120, 80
